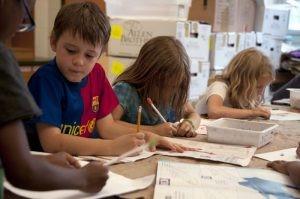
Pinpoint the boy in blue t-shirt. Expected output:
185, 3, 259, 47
26, 2, 189, 156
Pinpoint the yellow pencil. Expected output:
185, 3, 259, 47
137, 106, 142, 133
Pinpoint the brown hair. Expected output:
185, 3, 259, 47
51, 2, 110, 47
209, 48, 274, 109
113, 36, 190, 119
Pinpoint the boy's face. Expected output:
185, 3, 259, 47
50, 31, 102, 83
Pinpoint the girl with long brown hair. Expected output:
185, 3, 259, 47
112, 36, 200, 138
196, 48, 274, 119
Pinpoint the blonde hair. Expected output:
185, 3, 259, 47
113, 36, 190, 119
209, 48, 274, 109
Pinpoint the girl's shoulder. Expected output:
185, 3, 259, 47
113, 81, 137, 94
209, 80, 228, 89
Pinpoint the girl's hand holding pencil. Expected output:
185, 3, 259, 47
146, 97, 197, 138
174, 119, 197, 138
153, 122, 177, 137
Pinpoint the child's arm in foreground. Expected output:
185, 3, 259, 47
207, 95, 270, 119
37, 122, 145, 156
267, 144, 300, 186
0, 120, 108, 192
267, 161, 300, 187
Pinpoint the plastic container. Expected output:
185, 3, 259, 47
287, 88, 300, 109
105, 0, 191, 20
206, 118, 278, 148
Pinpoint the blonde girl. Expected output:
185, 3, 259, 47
196, 48, 274, 119
112, 36, 201, 138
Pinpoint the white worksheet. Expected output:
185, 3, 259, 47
255, 148, 299, 162
270, 110, 300, 121
4, 160, 154, 199
154, 161, 300, 199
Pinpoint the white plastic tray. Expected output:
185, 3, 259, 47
206, 118, 278, 148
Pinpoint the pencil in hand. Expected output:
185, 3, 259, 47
146, 97, 167, 123
137, 106, 142, 133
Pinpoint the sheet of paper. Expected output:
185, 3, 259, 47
87, 138, 256, 167
158, 138, 256, 167
270, 110, 300, 121
80, 150, 156, 163
154, 160, 300, 199
255, 148, 300, 162
272, 98, 290, 105
200, 118, 213, 126
4, 161, 154, 199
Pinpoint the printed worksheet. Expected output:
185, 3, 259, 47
158, 138, 256, 167
4, 160, 154, 199
83, 138, 257, 167
255, 148, 299, 162
154, 161, 300, 199
270, 110, 300, 121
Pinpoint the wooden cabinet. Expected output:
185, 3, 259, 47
63, 0, 105, 12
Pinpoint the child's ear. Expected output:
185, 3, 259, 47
50, 34, 57, 52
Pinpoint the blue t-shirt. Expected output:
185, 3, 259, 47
26, 59, 119, 151
113, 82, 177, 125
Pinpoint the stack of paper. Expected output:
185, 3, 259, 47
154, 161, 300, 199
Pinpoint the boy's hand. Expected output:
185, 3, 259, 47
174, 120, 197, 138
46, 152, 81, 169
79, 162, 109, 193
154, 122, 177, 137
267, 160, 289, 175
146, 133, 196, 153
253, 106, 271, 119
111, 133, 145, 155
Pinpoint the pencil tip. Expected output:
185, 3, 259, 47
147, 97, 152, 104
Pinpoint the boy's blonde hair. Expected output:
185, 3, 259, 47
209, 48, 274, 109
113, 36, 190, 119
52, 2, 110, 47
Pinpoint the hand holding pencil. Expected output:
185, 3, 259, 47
104, 139, 157, 166
147, 98, 176, 136
147, 97, 196, 137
